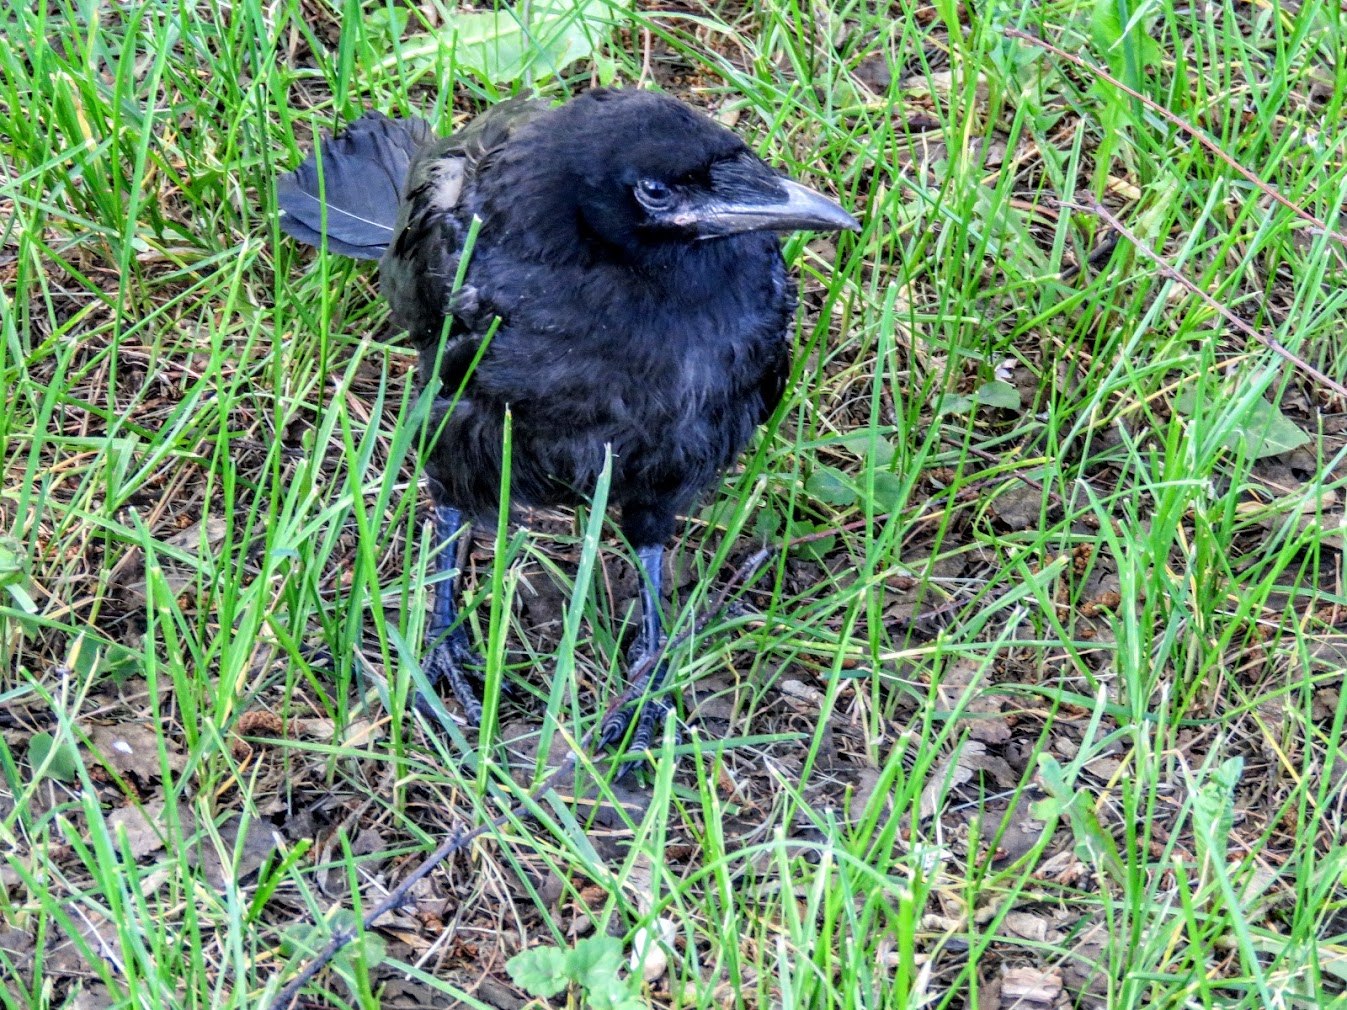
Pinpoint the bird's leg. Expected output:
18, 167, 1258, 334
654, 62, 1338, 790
420, 500, 485, 724
633, 544, 666, 664
598, 543, 673, 753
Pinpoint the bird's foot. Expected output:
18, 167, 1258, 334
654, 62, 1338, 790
597, 693, 675, 760
596, 641, 678, 764
419, 628, 485, 725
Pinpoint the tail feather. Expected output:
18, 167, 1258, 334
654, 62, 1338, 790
277, 112, 433, 261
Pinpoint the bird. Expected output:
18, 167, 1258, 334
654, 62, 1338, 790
276, 88, 858, 755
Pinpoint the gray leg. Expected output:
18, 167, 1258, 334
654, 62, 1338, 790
598, 543, 673, 753
421, 503, 484, 724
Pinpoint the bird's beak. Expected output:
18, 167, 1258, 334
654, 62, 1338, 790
691, 177, 861, 237
669, 159, 860, 238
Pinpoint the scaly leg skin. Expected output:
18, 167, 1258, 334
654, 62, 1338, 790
597, 543, 674, 757
419, 502, 485, 724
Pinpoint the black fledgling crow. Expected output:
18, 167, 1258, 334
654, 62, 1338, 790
277, 89, 858, 753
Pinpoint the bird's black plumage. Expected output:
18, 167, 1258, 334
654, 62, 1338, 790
278, 89, 858, 753
276, 111, 434, 259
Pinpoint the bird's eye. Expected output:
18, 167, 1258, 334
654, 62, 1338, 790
634, 178, 674, 211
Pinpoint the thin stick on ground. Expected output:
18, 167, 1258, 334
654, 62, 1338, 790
1008, 26, 1347, 253
265, 543, 775, 1009
1069, 196, 1347, 402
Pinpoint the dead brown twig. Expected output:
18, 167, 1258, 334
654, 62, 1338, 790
1067, 196, 1347, 402
1005, 27, 1347, 252
266, 542, 776, 1009
268, 465, 1035, 1004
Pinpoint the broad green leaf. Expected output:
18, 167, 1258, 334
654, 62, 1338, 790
29, 732, 80, 782
1, 536, 37, 616
793, 528, 836, 562
973, 379, 1021, 409
381, 0, 630, 86
838, 433, 897, 466
1090, 0, 1124, 55
937, 379, 1020, 416
805, 467, 858, 507
0, 536, 24, 585
751, 505, 781, 542
1191, 756, 1242, 873
346, 930, 386, 970
281, 916, 386, 973
1034, 754, 1125, 884
589, 983, 647, 1010
936, 393, 974, 416
868, 470, 905, 509
1091, 0, 1162, 72
100, 643, 143, 682
568, 934, 624, 982
1175, 389, 1310, 459
507, 944, 571, 997
1229, 398, 1311, 459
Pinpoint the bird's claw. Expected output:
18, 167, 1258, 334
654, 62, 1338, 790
420, 628, 485, 724
632, 696, 675, 753
601, 697, 677, 785
597, 643, 677, 765
598, 694, 674, 753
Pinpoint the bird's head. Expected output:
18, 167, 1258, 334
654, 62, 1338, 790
483, 90, 859, 265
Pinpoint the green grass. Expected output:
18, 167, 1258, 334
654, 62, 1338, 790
3, 0, 1347, 1008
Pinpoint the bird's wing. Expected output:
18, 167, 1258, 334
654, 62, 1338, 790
451, 96, 551, 161
381, 98, 552, 345
401, 97, 552, 213
277, 112, 436, 260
